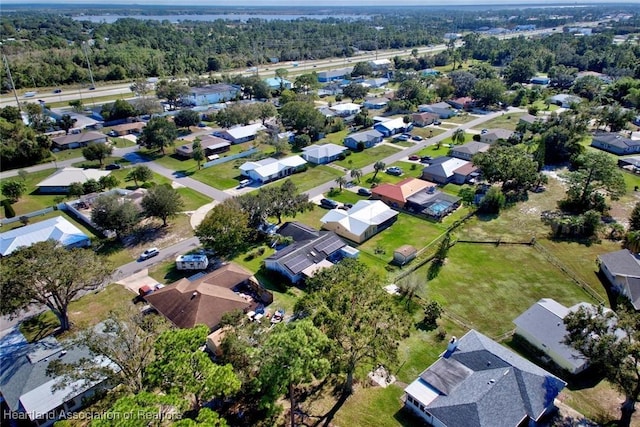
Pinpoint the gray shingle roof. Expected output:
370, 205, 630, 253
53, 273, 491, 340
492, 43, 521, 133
598, 249, 640, 276
405, 330, 566, 427
265, 231, 346, 276
513, 298, 589, 372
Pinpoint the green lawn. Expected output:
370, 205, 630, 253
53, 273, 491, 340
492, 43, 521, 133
176, 187, 212, 211
325, 189, 366, 205
414, 143, 451, 159
474, 112, 525, 131
20, 283, 135, 342
1, 168, 60, 218
360, 161, 422, 186
411, 127, 446, 139
317, 129, 349, 145
442, 113, 479, 124
335, 145, 403, 170
264, 165, 344, 193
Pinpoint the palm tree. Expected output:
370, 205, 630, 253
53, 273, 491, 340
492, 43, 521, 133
58, 114, 77, 135
192, 138, 205, 170
452, 128, 466, 145
350, 168, 363, 184
335, 176, 347, 192
372, 161, 386, 182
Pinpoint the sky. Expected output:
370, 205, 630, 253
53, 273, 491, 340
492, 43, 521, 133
1, 0, 630, 5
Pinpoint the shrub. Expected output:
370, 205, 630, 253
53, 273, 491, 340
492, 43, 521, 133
472, 134, 481, 142
141, 182, 155, 189
345, 150, 352, 156
2, 200, 15, 218
479, 187, 505, 214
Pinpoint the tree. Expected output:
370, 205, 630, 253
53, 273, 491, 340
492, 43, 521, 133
479, 186, 506, 214
68, 182, 84, 198
562, 151, 626, 213
275, 68, 289, 91
174, 109, 201, 128
279, 101, 325, 139
350, 168, 363, 184
473, 145, 540, 193
503, 58, 537, 85
449, 71, 477, 97
629, 202, 640, 232
452, 128, 466, 145
48, 308, 167, 395
598, 104, 634, 132
83, 179, 101, 194
1, 180, 26, 203
564, 305, 640, 427
17, 169, 28, 182
422, 300, 443, 330
91, 193, 139, 239
126, 165, 153, 187
156, 80, 189, 110
82, 142, 113, 166
98, 174, 120, 191
351, 61, 373, 77
372, 161, 386, 181
92, 392, 191, 427
263, 179, 313, 224
472, 78, 506, 108
294, 73, 320, 95
192, 138, 205, 170
196, 199, 251, 258
130, 79, 153, 97
572, 75, 602, 101
146, 325, 241, 410
57, 114, 77, 134
342, 83, 368, 101
68, 99, 84, 113
0, 240, 111, 331
141, 184, 184, 227
257, 321, 331, 422
138, 117, 178, 155
335, 176, 347, 192
256, 102, 277, 125
102, 99, 137, 122
295, 259, 409, 395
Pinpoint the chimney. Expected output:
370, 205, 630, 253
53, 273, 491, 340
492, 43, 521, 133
191, 291, 198, 299
446, 336, 458, 353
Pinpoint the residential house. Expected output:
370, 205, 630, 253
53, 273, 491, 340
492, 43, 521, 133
576, 71, 613, 84
264, 77, 292, 90
450, 141, 490, 161
446, 97, 474, 110
368, 59, 392, 71
36, 167, 111, 193
591, 132, 640, 155
109, 122, 145, 136
515, 24, 536, 31
419, 102, 456, 119
597, 249, 640, 309
371, 177, 435, 209
480, 128, 515, 144
513, 298, 590, 374
548, 94, 582, 108
530, 76, 551, 86
264, 222, 357, 283
374, 117, 412, 137
393, 244, 417, 266
51, 131, 108, 150
363, 78, 389, 88
330, 102, 361, 117
239, 155, 307, 184
421, 157, 478, 185
405, 188, 462, 220
0, 216, 91, 256
301, 143, 347, 164
144, 263, 272, 330
0, 334, 116, 427
364, 97, 390, 110
412, 112, 440, 127
518, 113, 547, 127
175, 135, 231, 158
317, 67, 353, 83
421, 68, 440, 77
182, 84, 241, 106
320, 200, 398, 243
403, 329, 566, 427
317, 83, 344, 97
218, 123, 265, 144
344, 129, 384, 150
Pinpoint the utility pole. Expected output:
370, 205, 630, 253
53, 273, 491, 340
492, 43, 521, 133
82, 41, 96, 89
2, 52, 21, 111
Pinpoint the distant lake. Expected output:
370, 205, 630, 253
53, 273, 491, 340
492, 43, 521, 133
72, 14, 368, 23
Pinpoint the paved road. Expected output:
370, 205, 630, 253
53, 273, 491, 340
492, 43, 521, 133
0, 145, 141, 180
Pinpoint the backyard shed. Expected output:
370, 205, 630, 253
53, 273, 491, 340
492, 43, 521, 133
394, 245, 417, 266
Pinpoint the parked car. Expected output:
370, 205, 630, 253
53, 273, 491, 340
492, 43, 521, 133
105, 163, 121, 170
357, 188, 372, 196
408, 155, 420, 161
433, 120, 441, 125
421, 156, 433, 163
386, 166, 403, 176
481, 128, 489, 134
139, 248, 159, 261
320, 198, 339, 209
395, 135, 410, 142
53, 88, 62, 94
412, 135, 423, 141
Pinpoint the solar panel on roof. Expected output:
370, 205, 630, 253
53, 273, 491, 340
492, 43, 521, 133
283, 254, 313, 274
315, 238, 344, 255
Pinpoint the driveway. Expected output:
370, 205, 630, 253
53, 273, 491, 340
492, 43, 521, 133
116, 269, 159, 295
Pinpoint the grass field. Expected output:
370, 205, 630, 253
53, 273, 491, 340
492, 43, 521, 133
265, 165, 345, 193
335, 145, 403, 170
475, 111, 525, 131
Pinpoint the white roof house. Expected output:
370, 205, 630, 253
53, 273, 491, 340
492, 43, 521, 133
239, 155, 307, 184
0, 216, 91, 256
36, 167, 111, 193
330, 103, 361, 117
320, 200, 398, 243
301, 143, 346, 164
218, 123, 265, 143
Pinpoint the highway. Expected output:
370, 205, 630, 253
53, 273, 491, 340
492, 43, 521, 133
0, 21, 602, 109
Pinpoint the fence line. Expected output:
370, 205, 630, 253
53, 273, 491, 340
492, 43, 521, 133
202, 147, 258, 168
532, 242, 606, 305
0, 207, 55, 225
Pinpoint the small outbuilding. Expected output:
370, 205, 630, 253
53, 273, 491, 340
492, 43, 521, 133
393, 245, 417, 266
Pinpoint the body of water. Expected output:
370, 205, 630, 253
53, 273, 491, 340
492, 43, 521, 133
72, 14, 368, 23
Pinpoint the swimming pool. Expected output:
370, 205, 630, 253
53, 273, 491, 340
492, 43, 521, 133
427, 201, 452, 216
